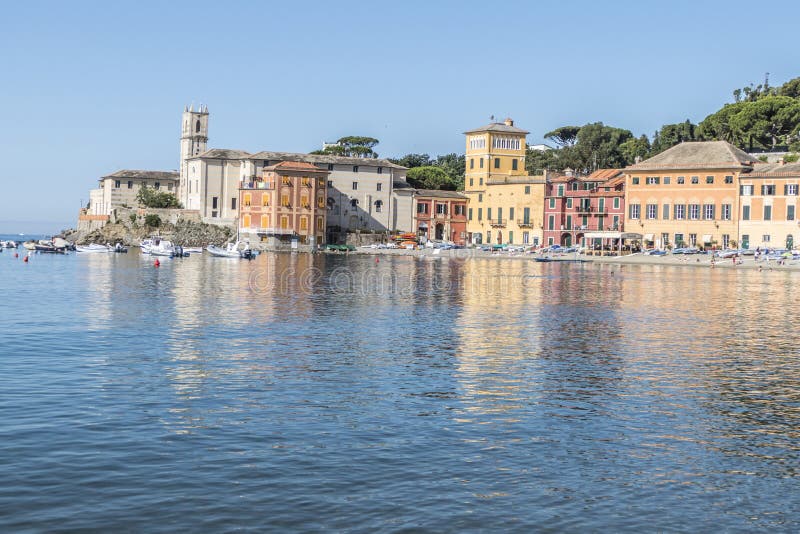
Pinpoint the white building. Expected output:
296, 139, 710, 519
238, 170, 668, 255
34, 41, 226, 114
88, 170, 179, 216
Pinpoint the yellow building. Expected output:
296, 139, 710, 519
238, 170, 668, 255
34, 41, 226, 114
463, 118, 546, 246
624, 141, 757, 250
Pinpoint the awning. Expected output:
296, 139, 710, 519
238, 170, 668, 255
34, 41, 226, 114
584, 231, 620, 239
702, 234, 713, 243
644, 233, 654, 241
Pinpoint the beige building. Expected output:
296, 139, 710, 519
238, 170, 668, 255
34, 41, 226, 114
463, 118, 546, 245
88, 169, 179, 216
624, 141, 757, 250
738, 161, 800, 250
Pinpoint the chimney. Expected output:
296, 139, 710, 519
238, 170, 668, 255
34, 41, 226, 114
504, 117, 514, 126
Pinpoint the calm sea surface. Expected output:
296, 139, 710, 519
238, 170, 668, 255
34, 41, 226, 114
1, 243, 799, 531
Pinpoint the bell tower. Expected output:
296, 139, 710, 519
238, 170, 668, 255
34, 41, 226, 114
179, 104, 209, 204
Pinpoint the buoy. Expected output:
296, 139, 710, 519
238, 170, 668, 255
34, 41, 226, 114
154, 259, 160, 268
14, 252, 18, 258
23, 256, 29, 263
375, 257, 379, 263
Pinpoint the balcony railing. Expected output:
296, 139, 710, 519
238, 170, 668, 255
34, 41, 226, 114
240, 226, 295, 236
517, 219, 534, 228
489, 218, 507, 227
241, 180, 275, 190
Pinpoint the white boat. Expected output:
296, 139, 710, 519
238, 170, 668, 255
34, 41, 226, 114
76, 244, 112, 253
0, 240, 18, 248
207, 243, 243, 258
183, 247, 203, 254
149, 238, 177, 257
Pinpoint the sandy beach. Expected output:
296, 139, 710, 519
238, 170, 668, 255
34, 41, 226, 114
343, 246, 800, 271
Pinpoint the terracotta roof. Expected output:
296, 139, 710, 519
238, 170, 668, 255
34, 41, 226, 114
265, 161, 325, 172
747, 161, 800, 177
191, 148, 252, 160
101, 169, 178, 180
414, 189, 468, 199
464, 122, 529, 135
587, 169, 622, 180
248, 150, 407, 169
626, 141, 757, 171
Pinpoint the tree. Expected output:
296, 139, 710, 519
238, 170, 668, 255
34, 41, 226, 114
311, 136, 380, 158
778, 77, 800, 99
433, 153, 465, 190
136, 186, 182, 209
697, 102, 748, 145
619, 135, 651, 163
650, 120, 698, 155
390, 153, 432, 168
406, 166, 457, 191
544, 126, 581, 148
728, 96, 800, 149
573, 122, 634, 172
525, 147, 558, 174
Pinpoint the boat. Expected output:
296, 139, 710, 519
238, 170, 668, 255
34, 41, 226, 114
23, 241, 37, 251
207, 241, 253, 258
0, 240, 18, 248
534, 256, 553, 262
76, 244, 112, 253
149, 238, 176, 257
182, 247, 203, 254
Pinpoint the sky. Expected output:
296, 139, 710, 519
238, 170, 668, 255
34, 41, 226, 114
1, 0, 799, 233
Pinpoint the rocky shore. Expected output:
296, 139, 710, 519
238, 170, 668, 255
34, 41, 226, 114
61, 219, 233, 247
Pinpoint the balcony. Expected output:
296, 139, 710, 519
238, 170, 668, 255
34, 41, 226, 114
517, 219, 535, 228
241, 180, 275, 190
489, 218, 507, 227
434, 211, 448, 218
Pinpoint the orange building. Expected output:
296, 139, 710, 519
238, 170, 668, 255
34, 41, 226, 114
413, 189, 469, 245
239, 161, 329, 248
624, 141, 757, 250
738, 161, 800, 250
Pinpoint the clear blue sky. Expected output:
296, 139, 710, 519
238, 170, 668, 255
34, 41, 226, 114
1, 0, 799, 233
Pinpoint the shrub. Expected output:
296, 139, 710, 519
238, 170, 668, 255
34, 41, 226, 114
145, 214, 161, 227
137, 185, 182, 209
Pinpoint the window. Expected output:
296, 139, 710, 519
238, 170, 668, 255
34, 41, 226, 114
243, 193, 252, 207
674, 204, 685, 220
762, 184, 776, 195
280, 216, 289, 230
706, 176, 714, 184
646, 176, 660, 185
281, 193, 290, 207
494, 158, 500, 169
741, 234, 750, 248
417, 203, 428, 214
632, 177, 640, 185
725, 175, 733, 184
722, 234, 730, 248
788, 205, 796, 221
523, 207, 530, 224
612, 215, 619, 229
508, 231, 514, 243
509, 207, 514, 220
327, 164, 334, 171
195, 120, 201, 133
478, 194, 483, 202
689, 233, 697, 246
376, 183, 382, 191
629, 204, 640, 219
327, 180, 333, 188
703, 204, 715, 220
353, 166, 359, 173
468, 207, 473, 220
689, 204, 699, 220
231, 198, 237, 210
317, 217, 324, 231
436, 203, 447, 215
154, 182, 160, 190
549, 198, 556, 209
646, 204, 657, 219
487, 208, 492, 220
763, 234, 771, 243
721, 204, 731, 220
690, 176, 699, 184
662, 204, 670, 219
378, 167, 383, 174
557, 185, 564, 197
127, 181, 133, 189
470, 159, 474, 169
742, 205, 750, 220
454, 205, 465, 216
479, 158, 484, 169
212, 197, 218, 209
479, 178, 483, 186
548, 215, 555, 230
663, 177, 671, 185
469, 178, 474, 187
317, 195, 324, 208
260, 214, 269, 229
114, 180, 121, 188
787, 184, 799, 195
662, 232, 670, 246
352, 181, 359, 190
764, 205, 772, 221
613, 197, 620, 209
524, 185, 531, 194
740, 184, 753, 196
374, 200, 382, 213
478, 208, 482, 220
512, 159, 518, 171
523, 232, 529, 244
675, 233, 684, 246
350, 198, 358, 207
566, 198, 573, 209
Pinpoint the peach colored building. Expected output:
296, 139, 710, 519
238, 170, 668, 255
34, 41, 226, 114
624, 141, 758, 250
239, 161, 329, 248
738, 161, 800, 250
413, 190, 469, 245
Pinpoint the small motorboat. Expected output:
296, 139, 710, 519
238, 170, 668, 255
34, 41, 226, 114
207, 241, 254, 259
23, 241, 37, 251
182, 247, 203, 254
76, 244, 112, 253
0, 240, 18, 248
534, 256, 553, 263
149, 238, 176, 257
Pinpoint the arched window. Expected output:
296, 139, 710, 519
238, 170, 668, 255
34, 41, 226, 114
374, 200, 383, 213
195, 120, 201, 133
327, 197, 336, 208
350, 198, 359, 207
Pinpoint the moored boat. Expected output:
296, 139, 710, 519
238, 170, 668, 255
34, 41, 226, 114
76, 244, 112, 253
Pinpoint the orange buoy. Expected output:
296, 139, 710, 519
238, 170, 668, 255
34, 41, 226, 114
375, 257, 379, 263
14, 252, 18, 258
23, 256, 29, 263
